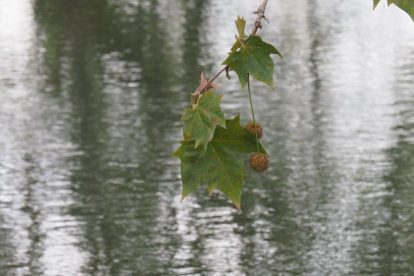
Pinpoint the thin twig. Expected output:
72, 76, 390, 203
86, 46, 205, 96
194, 66, 228, 96
194, 0, 270, 97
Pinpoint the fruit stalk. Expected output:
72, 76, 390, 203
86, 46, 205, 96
247, 74, 260, 153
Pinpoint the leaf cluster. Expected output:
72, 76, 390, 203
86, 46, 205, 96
173, 15, 282, 208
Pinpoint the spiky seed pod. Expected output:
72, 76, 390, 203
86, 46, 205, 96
249, 153, 269, 174
245, 121, 263, 139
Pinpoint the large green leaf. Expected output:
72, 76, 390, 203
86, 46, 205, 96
223, 35, 282, 89
182, 91, 226, 149
374, 0, 414, 21
173, 115, 268, 209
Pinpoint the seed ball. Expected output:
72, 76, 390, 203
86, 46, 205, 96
249, 153, 269, 174
245, 121, 263, 139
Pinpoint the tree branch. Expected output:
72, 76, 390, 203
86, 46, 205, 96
252, 0, 269, 36
194, 0, 270, 97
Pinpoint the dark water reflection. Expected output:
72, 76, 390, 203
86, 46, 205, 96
1, 0, 414, 275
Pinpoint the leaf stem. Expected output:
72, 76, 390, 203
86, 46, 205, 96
247, 74, 260, 153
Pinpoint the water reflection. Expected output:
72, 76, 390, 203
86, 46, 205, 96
377, 47, 414, 275
33, 0, 185, 274
0, 0, 414, 275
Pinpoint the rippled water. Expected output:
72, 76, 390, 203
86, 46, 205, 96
0, 0, 414, 275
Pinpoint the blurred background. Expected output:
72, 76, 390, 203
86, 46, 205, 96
0, 0, 413, 275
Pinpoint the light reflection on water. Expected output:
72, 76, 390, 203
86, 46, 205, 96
0, 0, 414, 275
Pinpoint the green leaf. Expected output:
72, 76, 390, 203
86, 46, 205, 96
236, 16, 248, 40
389, 0, 414, 21
173, 115, 268, 209
374, 0, 414, 21
230, 16, 248, 52
223, 35, 282, 89
182, 91, 226, 149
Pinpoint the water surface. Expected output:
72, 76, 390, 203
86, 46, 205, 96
1, 0, 414, 275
